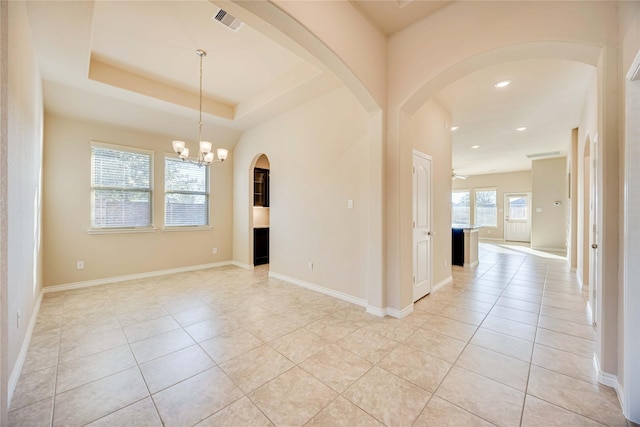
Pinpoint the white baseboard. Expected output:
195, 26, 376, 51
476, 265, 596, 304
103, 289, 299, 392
479, 237, 504, 242
531, 246, 566, 253
432, 276, 453, 293
386, 304, 413, 319
268, 271, 368, 308
43, 261, 234, 293
593, 354, 626, 416
8, 290, 43, 407
463, 260, 479, 268
593, 353, 619, 388
266, 272, 420, 320
229, 261, 254, 270
366, 306, 386, 317
576, 272, 584, 289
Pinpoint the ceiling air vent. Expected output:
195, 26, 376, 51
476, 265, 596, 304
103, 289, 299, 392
526, 151, 562, 159
212, 8, 243, 32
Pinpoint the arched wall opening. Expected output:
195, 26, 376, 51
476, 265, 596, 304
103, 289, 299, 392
393, 42, 602, 306
393, 40, 616, 380
250, 154, 270, 267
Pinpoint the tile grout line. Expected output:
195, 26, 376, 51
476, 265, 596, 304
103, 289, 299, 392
414, 250, 528, 426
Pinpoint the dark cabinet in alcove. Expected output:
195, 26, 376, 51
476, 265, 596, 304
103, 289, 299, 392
254, 168, 269, 207
254, 227, 269, 265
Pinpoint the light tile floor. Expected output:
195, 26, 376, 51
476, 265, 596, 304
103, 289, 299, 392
9, 243, 629, 426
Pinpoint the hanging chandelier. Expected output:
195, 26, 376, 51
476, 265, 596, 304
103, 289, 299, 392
171, 49, 228, 166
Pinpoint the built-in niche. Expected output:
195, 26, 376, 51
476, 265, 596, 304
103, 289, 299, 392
253, 154, 270, 265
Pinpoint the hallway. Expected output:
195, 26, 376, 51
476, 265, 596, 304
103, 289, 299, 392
8, 243, 626, 426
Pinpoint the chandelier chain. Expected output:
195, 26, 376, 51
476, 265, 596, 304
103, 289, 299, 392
198, 50, 204, 146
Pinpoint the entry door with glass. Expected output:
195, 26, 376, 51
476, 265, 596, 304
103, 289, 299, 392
504, 193, 531, 242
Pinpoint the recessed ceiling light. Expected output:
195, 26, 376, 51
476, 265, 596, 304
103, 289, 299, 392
516, 126, 528, 131
450, 126, 459, 131
471, 145, 480, 149
494, 80, 512, 88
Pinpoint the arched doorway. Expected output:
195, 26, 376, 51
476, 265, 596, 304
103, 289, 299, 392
252, 154, 270, 266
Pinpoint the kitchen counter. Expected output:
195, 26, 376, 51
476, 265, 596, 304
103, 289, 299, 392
452, 224, 483, 230
452, 225, 481, 267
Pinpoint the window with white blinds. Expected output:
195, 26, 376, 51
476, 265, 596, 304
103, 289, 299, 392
91, 143, 153, 229
164, 157, 209, 227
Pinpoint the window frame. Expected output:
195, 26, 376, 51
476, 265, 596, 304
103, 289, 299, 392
451, 189, 471, 226
163, 155, 212, 231
89, 141, 155, 234
474, 187, 498, 227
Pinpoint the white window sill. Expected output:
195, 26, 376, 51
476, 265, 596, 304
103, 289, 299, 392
162, 225, 212, 232
88, 227, 156, 235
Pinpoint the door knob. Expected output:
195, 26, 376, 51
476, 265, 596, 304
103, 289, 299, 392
592, 243, 598, 249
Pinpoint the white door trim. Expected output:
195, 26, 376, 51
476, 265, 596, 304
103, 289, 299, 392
622, 51, 640, 423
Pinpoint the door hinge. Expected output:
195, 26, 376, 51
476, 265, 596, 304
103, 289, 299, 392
413, 276, 416, 284
412, 166, 416, 174
413, 221, 416, 228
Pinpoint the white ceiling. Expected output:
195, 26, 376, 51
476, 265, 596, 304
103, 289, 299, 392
433, 59, 595, 177
90, 1, 308, 105
24, 0, 339, 147
24, 0, 595, 175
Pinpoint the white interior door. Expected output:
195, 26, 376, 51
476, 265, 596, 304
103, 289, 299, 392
504, 193, 531, 242
412, 151, 432, 302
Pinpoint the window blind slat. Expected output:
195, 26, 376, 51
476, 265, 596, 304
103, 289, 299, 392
91, 146, 153, 229
164, 158, 209, 227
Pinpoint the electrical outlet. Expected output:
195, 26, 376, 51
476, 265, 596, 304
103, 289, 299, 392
16, 311, 21, 329
308, 262, 313, 271
212, 248, 218, 254
76, 261, 84, 270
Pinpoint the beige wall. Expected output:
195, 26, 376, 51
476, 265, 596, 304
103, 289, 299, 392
42, 115, 234, 286
410, 100, 453, 288
531, 157, 568, 250
5, 0, 44, 403
452, 171, 532, 241
233, 87, 371, 301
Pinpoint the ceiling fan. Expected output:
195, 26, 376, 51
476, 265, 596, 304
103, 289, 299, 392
452, 169, 468, 180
